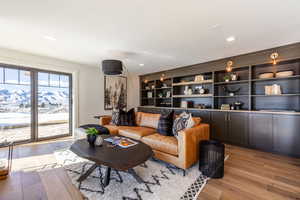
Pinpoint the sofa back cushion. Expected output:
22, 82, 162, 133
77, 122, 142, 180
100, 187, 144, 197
136, 111, 201, 129
139, 112, 161, 129
193, 117, 201, 126
135, 112, 143, 126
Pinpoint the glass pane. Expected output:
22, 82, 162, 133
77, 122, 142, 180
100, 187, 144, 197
60, 75, 69, 88
0, 71, 31, 143
49, 74, 60, 87
5, 68, 19, 84
0, 68, 3, 83
20, 70, 30, 85
38, 72, 49, 86
38, 76, 70, 139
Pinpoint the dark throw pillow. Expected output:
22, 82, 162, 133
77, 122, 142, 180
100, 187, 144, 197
157, 111, 174, 136
118, 108, 136, 126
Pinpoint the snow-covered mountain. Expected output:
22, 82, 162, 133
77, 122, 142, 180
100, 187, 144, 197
0, 88, 69, 109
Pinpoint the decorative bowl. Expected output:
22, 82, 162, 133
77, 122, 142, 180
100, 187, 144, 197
276, 70, 294, 78
259, 72, 274, 79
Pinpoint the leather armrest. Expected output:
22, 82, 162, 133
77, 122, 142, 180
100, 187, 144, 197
99, 116, 112, 125
177, 123, 210, 169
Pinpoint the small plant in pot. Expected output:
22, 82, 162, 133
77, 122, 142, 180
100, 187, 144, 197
86, 128, 99, 146
224, 74, 231, 82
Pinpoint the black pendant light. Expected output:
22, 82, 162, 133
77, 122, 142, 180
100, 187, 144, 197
102, 60, 123, 75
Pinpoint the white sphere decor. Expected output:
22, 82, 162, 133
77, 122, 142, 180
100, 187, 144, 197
95, 135, 104, 146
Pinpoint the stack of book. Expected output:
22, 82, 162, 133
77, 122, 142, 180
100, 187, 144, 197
104, 136, 138, 148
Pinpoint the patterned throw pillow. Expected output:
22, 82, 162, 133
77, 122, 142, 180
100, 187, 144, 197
172, 112, 195, 138
118, 108, 136, 126
157, 111, 174, 136
111, 109, 120, 125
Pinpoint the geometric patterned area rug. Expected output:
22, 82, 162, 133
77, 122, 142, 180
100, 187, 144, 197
54, 149, 209, 200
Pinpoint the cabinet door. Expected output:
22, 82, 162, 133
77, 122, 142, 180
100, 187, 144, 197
189, 110, 211, 123
211, 112, 227, 141
273, 115, 300, 157
227, 112, 248, 146
249, 114, 273, 151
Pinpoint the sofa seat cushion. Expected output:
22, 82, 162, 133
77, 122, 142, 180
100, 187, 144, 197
141, 134, 178, 156
118, 126, 156, 140
104, 125, 123, 135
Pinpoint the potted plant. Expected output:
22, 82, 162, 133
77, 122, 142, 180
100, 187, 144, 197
224, 74, 231, 82
86, 128, 99, 146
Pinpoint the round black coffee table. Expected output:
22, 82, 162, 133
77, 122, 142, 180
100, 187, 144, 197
70, 136, 153, 187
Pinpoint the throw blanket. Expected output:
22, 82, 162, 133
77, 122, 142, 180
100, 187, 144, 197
79, 124, 110, 135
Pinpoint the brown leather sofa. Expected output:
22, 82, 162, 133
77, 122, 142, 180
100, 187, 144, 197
99, 112, 210, 170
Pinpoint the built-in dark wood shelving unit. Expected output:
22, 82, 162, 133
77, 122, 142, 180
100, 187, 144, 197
140, 58, 300, 112
138, 43, 300, 158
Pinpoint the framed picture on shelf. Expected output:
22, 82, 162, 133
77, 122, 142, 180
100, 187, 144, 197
104, 76, 127, 110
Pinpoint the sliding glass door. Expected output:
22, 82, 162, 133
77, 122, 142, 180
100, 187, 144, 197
0, 67, 32, 143
0, 64, 72, 145
37, 72, 71, 139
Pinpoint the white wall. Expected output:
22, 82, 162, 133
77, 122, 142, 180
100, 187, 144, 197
0, 48, 140, 130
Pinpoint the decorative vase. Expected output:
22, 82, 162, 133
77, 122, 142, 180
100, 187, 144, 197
87, 135, 97, 146
184, 86, 189, 95
95, 135, 104, 146
231, 73, 238, 81
147, 92, 153, 98
272, 84, 281, 95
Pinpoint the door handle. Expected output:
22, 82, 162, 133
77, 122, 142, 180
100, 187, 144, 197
225, 113, 227, 121
228, 114, 231, 121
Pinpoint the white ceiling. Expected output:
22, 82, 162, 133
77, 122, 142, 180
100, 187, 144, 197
0, 0, 299, 74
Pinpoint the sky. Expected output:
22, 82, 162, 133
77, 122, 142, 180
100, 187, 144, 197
0, 67, 69, 87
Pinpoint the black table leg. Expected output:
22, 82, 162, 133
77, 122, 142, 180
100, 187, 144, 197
77, 164, 98, 182
103, 166, 111, 187
128, 168, 144, 183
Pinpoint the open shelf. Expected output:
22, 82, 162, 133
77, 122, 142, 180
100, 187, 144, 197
173, 94, 212, 98
252, 94, 300, 97
141, 89, 155, 91
155, 87, 172, 90
214, 80, 249, 85
172, 80, 213, 86
251, 75, 300, 82
215, 95, 249, 98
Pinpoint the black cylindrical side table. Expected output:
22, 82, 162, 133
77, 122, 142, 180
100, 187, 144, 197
199, 140, 224, 178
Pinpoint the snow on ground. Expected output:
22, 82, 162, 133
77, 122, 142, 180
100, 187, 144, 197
0, 112, 68, 127
0, 112, 70, 143
0, 123, 69, 142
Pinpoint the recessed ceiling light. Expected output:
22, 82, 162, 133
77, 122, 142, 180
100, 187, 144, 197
210, 24, 220, 29
139, 63, 144, 66
43, 35, 56, 41
226, 36, 235, 42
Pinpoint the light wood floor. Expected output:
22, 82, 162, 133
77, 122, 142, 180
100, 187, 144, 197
0, 139, 299, 200
0, 138, 84, 200
201, 145, 300, 200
